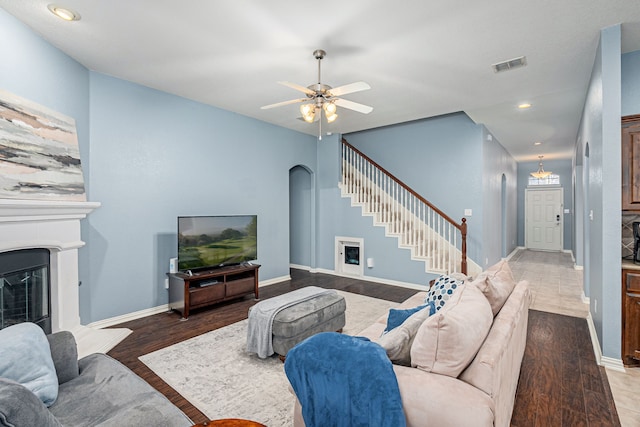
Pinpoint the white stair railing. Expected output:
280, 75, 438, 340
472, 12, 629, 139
341, 139, 468, 275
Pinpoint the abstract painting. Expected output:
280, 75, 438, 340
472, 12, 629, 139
0, 89, 86, 201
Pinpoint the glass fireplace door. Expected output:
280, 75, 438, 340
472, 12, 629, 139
0, 249, 51, 333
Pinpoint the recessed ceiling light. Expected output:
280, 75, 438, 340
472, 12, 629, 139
47, 4, 81, 21
518, 103, 532, 109
534, 141, 542, 146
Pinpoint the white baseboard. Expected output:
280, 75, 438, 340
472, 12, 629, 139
289, 263, 310, 271
601, 356, 626, 372
258, 274, 291, 287
87, 305, 170, 329
504, 247, 524, 260
586, 312, 602, 365
581, 292, 590, 304
585, 312, 625, 371
310, 267, 427, 291
88, 274, 292, 328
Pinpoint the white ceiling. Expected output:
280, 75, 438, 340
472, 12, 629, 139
2, 0, 640, 161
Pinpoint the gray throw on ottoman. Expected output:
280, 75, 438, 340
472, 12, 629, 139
272, 292, 346, 359
247, 287, 347, 360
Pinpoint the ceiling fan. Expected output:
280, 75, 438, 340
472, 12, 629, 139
261, 49, 373, 139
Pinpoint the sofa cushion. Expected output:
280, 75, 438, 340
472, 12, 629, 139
471, 259, 516, 316
377, 302, 435, 366
425, 274, 464, 311
411, 283, 493, 378
0, 378, 62, 427
48, 353, 193, 426
0, 322, 58, 406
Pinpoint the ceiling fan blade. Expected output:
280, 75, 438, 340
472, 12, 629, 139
261, 98, 308, 109
327, 81, 371, 97
278, 81, 315, 96
334, 98, 374, 114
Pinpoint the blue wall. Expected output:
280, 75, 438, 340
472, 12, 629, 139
84, 74, 316, 321
574, 25, 622, 360
516, 159, 574, 250
482, 129, 519, 265
622, 50, 640, 116
0, 8, 318, 323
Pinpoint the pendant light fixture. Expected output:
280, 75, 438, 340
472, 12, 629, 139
530, 155, 552, 179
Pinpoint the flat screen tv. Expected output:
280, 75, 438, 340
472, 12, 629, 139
177, 215, 257, 272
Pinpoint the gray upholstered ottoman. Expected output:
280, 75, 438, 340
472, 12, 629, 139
272, 292, 346, 359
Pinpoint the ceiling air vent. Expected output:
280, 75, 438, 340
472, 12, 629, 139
492, 56, 527, 73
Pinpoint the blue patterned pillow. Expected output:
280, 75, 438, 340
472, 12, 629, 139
426, 275, 464, 311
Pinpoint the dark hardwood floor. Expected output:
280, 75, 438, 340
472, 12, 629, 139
107, 269, 620, 426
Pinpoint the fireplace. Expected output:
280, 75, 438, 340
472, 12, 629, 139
0, 248, 51, 333
335, 237, 364, 277
0, 199, 131, 357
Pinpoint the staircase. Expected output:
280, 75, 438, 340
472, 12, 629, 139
341, 139, 477, 276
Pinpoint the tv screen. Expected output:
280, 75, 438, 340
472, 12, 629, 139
177, 215, 257, 271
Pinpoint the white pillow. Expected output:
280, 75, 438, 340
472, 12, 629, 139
0, 323, 58, 406
411, 284, 493, 378
377, 303, 434, 366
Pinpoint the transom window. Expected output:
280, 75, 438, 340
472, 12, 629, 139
528, 174, 560, 186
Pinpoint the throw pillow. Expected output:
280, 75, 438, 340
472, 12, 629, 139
377, 301, 435, 366
383, 304, 428, 334
411, 283, 493, 378
425, 274, 464, 311
471, 259, 516, 316
0, 323, 58, 406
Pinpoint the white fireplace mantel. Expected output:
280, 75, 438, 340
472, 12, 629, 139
0, 198, 131, 357
0, 199, 101, 222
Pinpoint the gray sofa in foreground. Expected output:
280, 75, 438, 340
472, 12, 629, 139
0, 330, 193, 427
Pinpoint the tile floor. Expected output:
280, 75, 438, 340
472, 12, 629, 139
508, 249, 640, 426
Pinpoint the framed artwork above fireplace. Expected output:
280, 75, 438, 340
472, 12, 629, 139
0, 89, 86, 201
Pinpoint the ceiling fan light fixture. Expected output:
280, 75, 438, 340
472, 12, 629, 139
323, 102, 337, 115
300, 104, 316, 123
530, 155, 552, 179
326, 112, 338, 123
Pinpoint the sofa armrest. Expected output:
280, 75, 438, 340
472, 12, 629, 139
46, 331, 79, 384
393, 365, 494, 427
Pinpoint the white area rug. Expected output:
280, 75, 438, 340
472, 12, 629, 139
139, 290, 398, 426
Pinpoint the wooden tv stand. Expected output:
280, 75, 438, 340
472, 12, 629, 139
168, 264, 260, 319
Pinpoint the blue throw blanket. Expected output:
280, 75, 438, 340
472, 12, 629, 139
284, 332, 406, 427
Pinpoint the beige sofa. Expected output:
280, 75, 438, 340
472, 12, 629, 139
291, 261, 531, 427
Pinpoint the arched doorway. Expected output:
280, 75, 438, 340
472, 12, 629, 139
289, 165, 315, 269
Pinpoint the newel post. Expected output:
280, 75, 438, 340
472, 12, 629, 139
460, 218, 467, 275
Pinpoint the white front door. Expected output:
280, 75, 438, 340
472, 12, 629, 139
525, 188, 563, 251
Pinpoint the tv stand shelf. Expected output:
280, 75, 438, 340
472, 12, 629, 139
168, 264, 260, 319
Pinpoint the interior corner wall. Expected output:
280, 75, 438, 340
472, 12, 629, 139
516, 159, 574, 252
481, 129, 518, 267
0, 8, 93, 320
575, 24, 622, 360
